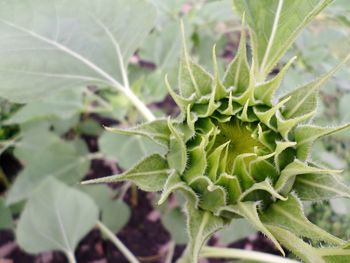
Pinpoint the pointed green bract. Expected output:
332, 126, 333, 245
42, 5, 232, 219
294, 174, 350, 201
223, 16, 250, 93
262, 194, 344, 245
281, 55, 350, 119
275, 159, 342, 194
254, 56, 296, 106
105, 119, 170, 147
82, 154, 168, 192
266, 225, 326, 263
294, 124, 350, 160
177, 202, 226, 263
233, 202, 285, 255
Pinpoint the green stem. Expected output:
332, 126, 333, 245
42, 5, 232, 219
165, 241, 175, 263
65, 251, 77, 263
96, 221, 140, 263
200, 246, 300, 263
0, 167, 10, 188
122, 87, 155, 122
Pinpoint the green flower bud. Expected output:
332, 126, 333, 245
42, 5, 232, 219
84, 5, 350, 263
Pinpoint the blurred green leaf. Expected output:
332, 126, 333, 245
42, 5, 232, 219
217, 219, 255, 245
330, 198, 350, 215
4, 88, 84, 125
234, 0, 333, 79
193, 0, 235, 25
77, 119, 104, 136
0, 0, 156, 102
16, 177, 98, 258
7, 133, 90, 205
339, 94, 350, 122
161, 207, 188, 244
83, 185, 130, 233
98, 131, 166, 170
0, 198, 13, 230
142, 21, 182, 70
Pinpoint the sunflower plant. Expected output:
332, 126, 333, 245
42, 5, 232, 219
83, 0, 350, 262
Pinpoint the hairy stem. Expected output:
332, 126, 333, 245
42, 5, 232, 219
200, 246, 300, 263
96, 221, 140, 263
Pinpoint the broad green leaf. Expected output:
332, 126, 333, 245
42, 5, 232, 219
83, 154, 169, 192
83, 185, 130, 233
13, 124, 59, 161
281, 55, 350, 119
261, 194, 344, 245
294, 174, 350, 201
194, 0, 235, 24
141, 21, 181, 70
161, 208, 188, 244
98, 131, 165, 170
7, 134, 90, 205
150, 0, 185, 24
0, 198, 13, 229
234, 0, 333, 80
4, 88, 84, 125
177, 202, 225, 263
0, 0, 156, 102
16, 177, 98, 258
294, 124, 350, 160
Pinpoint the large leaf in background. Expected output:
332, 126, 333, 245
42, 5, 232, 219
193, 0, 235, 25
16, 177, 98, 259
234, 0, 333, 79
139, 21, 182, 103
0, 198, 13, 230
98, 131, 166, 170
161, 208, 188, 244
13, 123, 61, 161
0, 0, 156, 102
4, 88, 84, 125
83, 185, 130, 234
7, 132, 90, 205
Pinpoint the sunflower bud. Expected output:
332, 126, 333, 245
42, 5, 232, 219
83, 10, 350, 263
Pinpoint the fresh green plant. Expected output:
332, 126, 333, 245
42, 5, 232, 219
83, 0, 350, 262
1, 0, 350, 263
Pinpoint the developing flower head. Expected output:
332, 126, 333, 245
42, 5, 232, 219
84, 15, 350, 263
